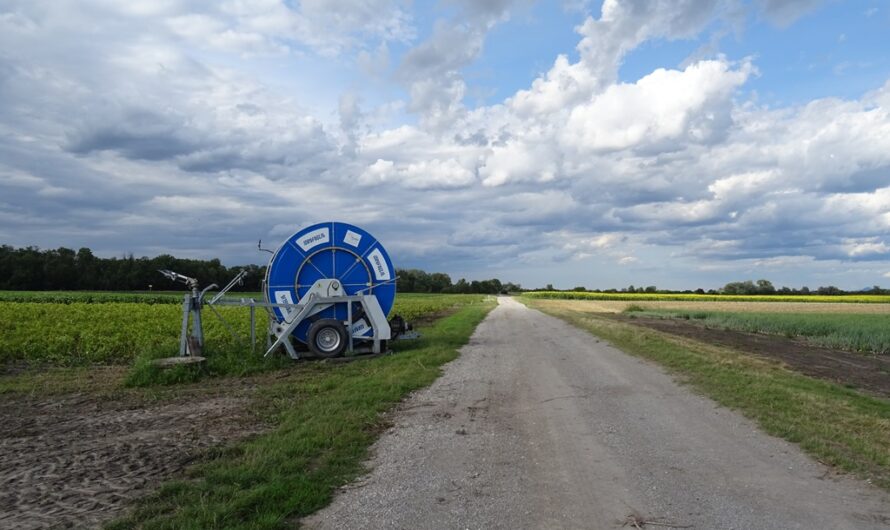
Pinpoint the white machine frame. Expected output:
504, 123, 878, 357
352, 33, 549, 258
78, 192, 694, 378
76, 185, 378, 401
165, 270, 404, 360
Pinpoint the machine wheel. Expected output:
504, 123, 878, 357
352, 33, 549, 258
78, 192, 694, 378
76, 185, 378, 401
308, 319, 348, 358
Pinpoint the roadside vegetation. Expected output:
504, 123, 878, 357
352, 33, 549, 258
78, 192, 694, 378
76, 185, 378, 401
624, 309, 890, 355
105, 298, 494, 529
524, 297, 890, 491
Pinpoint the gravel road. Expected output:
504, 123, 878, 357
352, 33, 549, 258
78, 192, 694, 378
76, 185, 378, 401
303, 297, 890, 529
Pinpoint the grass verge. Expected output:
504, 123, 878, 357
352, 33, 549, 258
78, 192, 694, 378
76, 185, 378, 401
524, 298, 890, 491
106, 298, 494, 529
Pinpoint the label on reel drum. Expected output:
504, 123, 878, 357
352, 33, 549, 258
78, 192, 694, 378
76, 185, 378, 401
367, 248, 391, 281
296, 227, 329, 251
344, 230, 362, 247
274, 290, 295, 320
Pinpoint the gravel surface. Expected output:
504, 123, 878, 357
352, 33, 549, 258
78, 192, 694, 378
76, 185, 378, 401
303, 297, 890, 529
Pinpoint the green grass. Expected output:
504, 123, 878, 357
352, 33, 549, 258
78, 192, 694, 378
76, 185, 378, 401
106, 299, 495, 530
525, 299, 890, 491
629, 309, 890, 354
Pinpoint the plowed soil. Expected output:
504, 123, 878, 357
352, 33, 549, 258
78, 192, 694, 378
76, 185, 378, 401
620, 315, 890, 397
0, 381, 265, 529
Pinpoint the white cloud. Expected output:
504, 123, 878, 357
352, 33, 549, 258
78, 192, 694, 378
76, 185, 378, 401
562, 59, 752, 153
842, 238, 890, 258
359, 158, 476, 189
1, 0, 890, 290
479, 140, 559, 186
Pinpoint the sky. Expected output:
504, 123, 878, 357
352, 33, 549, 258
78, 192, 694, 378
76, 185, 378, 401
1, 0, 889, 290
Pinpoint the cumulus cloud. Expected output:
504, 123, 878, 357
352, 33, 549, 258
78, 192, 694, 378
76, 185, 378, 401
359, 158, 476, 189
396, 0, 525, 131
562, 59, 752, 153
1, 0, 889, 289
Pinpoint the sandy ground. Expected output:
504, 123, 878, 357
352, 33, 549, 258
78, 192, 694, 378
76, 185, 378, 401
0, 382, 263, 529
304, 297, 890, 530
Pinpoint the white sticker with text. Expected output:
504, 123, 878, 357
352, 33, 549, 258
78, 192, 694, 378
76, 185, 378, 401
367, 248, 390, 281
275, 290, 295, 320
296, 227, 329, 251
344, 230, 362, 247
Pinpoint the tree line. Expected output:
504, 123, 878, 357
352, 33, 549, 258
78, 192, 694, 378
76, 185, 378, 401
2, 246, 881, 295
0, 246, 519, 294
395, 268, 520, 294
545, 279, 885, 295
0, 245, 264, 292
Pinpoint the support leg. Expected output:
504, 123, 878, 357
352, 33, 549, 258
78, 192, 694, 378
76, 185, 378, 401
179, 294, 190, 357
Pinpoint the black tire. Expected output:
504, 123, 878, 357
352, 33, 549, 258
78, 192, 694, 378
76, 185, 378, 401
307, 319, 348, 358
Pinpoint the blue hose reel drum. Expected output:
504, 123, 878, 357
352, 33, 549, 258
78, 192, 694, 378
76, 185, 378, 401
264, 222, 396, 344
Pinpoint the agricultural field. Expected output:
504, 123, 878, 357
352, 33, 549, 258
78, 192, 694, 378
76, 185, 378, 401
530, 298, 890, 314
0, 290, 188, 304
0, 291, 495, 528
624, 309, 890, 354
523, 290, 890, 304
0, 292, 482, 369
522, 292, 890, 396
523, 295, 890, 396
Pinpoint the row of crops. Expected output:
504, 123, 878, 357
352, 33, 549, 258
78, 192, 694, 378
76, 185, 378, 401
0, 290, 220, 304
0, 293, 485, 366
523, 291, 890, 304
629, 309, 890, 354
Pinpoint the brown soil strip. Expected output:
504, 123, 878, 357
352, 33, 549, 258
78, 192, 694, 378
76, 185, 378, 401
618, 316, 890, 397
0, 381, 266, 529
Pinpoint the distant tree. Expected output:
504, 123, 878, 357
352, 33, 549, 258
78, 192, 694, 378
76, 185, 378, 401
694, 288, 705, 294
545, 283, 554, 291
627, 285, 636, 293
722, 280, 756, 295
452, 278, 470, 294
44, 247, 77, 290
755, 279, 776, 294
502, 282, 522, 293
816, 285, 842, 295
428, 272, 452, 293
644, 285, 657, 293
573, 286, 586, 292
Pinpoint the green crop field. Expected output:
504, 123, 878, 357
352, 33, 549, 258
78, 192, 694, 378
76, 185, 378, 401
523, 290, 890, 304
0, 292, 485, 368
626, 309, 890, 355
0, 289, 497, 528
0, 290, 192, 304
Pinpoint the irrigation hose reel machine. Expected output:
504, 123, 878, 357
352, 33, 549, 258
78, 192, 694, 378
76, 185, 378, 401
160, 221, 417, 361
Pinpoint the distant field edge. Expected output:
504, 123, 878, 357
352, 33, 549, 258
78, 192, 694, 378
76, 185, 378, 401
522, 298, 890, 493
106, 297, 496, 530
522, 291, 890, 303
